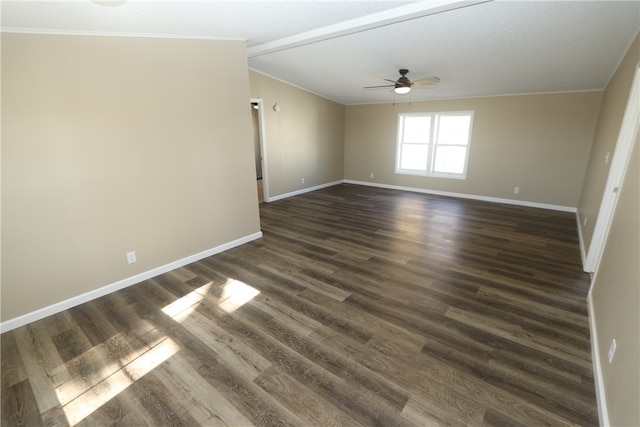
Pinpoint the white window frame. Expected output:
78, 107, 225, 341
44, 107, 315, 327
395, 111, 474, 180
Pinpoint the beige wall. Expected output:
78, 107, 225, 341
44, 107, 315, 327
1, 34, 261, 322
248, 71, 344, 198
345, 92, 602, 207
587, 34, 640, 427
578, 34, 640, 251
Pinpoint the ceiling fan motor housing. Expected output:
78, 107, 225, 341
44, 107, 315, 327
363, 68, 438, 92
397, 69, 411, 87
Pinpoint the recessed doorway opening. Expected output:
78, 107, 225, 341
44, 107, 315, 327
251, 99, 269, 203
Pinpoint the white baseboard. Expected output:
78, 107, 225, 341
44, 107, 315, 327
266, 179, 577, 213
0, 231, 263, 333
343, 180, 577, 212
588, 289, 610, 426
267, 180, 343, 202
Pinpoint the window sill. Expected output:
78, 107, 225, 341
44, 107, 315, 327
395, 170, 467, 180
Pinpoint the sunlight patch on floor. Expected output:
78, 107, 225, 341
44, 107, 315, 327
55, 278, 259, 425
218, 279, 260, 313
59, 336, 180, 425
161, 281, 213, 322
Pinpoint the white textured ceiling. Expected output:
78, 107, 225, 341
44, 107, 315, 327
2, 1, 639, 105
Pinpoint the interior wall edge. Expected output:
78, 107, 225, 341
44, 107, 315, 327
588, 290, 611, 426
0, 231, 263, 334
267, 180, 344, 202
344, 180, 577, 213
576, 212, 589, 271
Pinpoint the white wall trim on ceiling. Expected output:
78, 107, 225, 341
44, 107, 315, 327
251, 69, 605, 108
247, 0, 493, 58
0, 27, 248, 42
344, 88, 606, 106
249, 67, 343, 105
604, 31, 640, 89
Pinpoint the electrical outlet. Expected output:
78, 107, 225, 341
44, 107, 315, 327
605, 151, 610, 165
370, 172, 374, 179
513, 186, 519, 194
301, 178, 305, 184
583, 216, 588, 227
126, 251, 137, 264
608, 339, 617, 363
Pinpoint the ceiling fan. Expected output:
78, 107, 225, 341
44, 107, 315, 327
364, 69, 440, 94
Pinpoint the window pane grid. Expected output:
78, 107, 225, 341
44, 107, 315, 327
399, 144, 429, 171
396, 112, 472, 179
433, 146, 466, 174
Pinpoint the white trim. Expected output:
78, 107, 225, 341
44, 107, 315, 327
604, 33, 640, 90
0, 27, 247, 42
248, 68, 342, 105
247, 1, 491, 58
395, 111, 474, 180
268, 180, 343, 202
345, 88, 605, 106
251, 98, 270, 203
268, 179, 575, 211
585, 63, 640, 273
344, 180, 576, 212
588, 289, 610, 426
0, 232, 263, 333
576, 212, 588, 268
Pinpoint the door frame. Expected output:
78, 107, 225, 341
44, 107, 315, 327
585, 63, 640, 273
251, 98, 270, 203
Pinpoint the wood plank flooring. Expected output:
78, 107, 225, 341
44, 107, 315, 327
1, 184, 597, 426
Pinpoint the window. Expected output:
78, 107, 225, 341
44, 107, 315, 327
396, 111, 473, 179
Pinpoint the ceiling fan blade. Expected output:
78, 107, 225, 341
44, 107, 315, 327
364, 84, 396, 89
411, 84, 439, 90
365, 73, 440, 91
412, 76, 441, 86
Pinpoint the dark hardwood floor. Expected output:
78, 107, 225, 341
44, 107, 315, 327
1, 184, 597, 426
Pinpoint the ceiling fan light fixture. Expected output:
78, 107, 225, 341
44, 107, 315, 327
364, 69, 437, 95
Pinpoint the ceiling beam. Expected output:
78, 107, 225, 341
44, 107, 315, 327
247, 0, 492, 58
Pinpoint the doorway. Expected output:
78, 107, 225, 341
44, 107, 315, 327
251, 99, 269, 203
